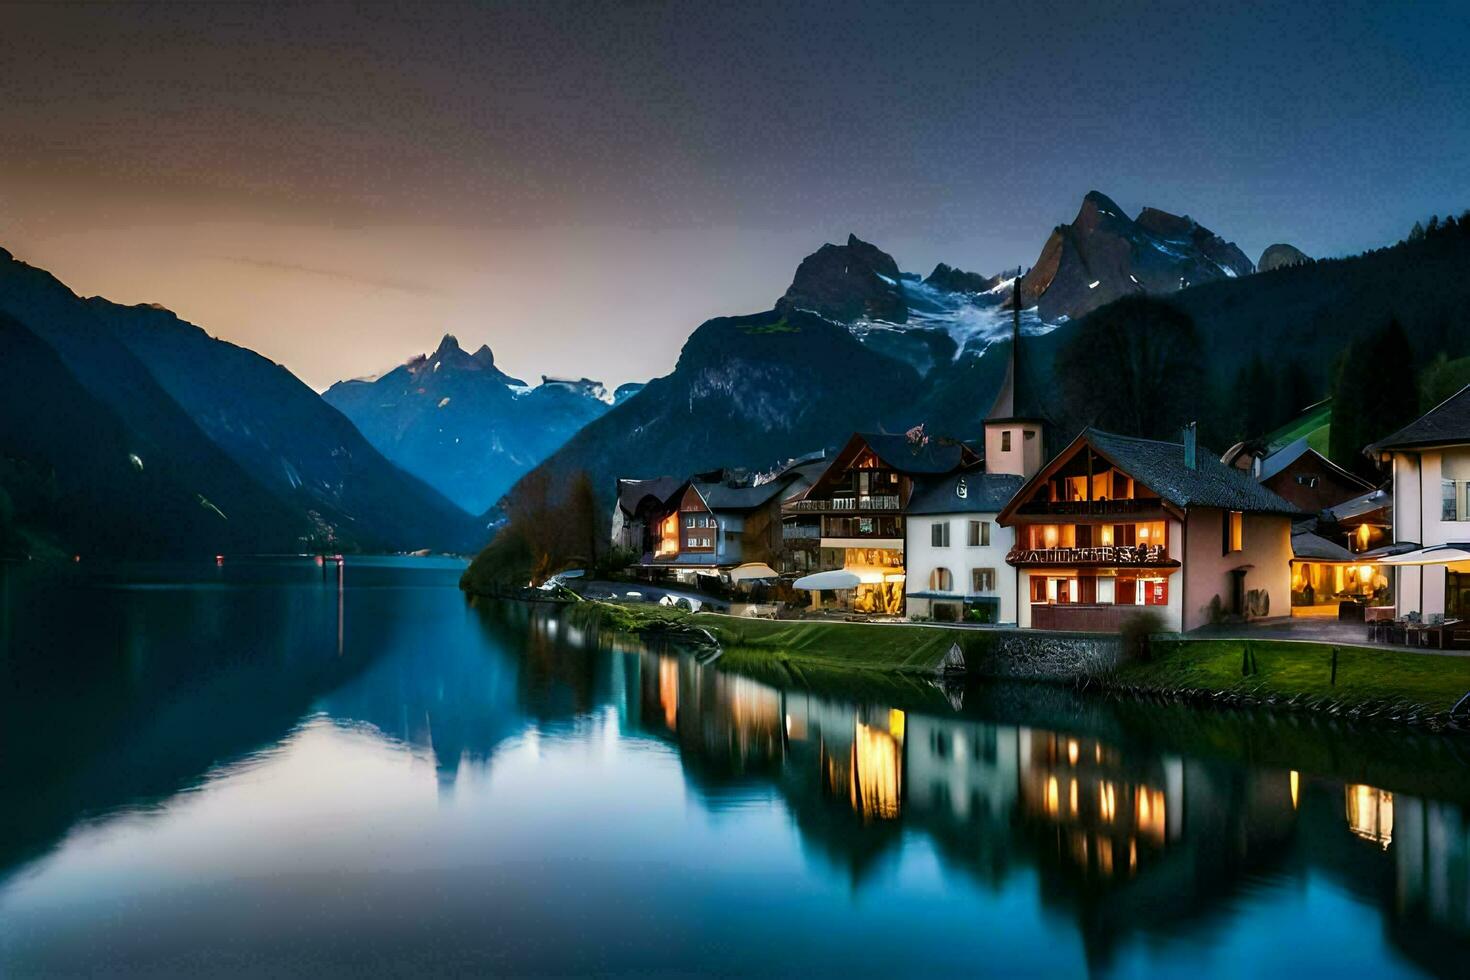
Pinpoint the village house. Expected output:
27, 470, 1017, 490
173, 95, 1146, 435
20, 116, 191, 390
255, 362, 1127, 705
1366, 384, 1470, 621
1224, 434, 1376, 515
997, 426, 1300, 632
903, 467, 1025, 623
612, 476, 685, 557
1286, 487, 1397, 619
781, 431, 980, 615
620, 457, 826, 584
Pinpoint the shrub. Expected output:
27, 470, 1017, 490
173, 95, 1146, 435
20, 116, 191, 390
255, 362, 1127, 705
1120, 610, 1167, 663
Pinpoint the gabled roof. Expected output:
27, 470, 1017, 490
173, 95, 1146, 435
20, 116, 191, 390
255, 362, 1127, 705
999, 428, 1302, 523
1291, 530, 1357, 563
692, 478, 791, 511
1321, 487, 1392, 523
907, 469, 1025, 515
1083, 429, 1302, 515
1367, 384, 1470, 453
1257, 436, 1374, 489
616, 476, 683, 516
856, 432, 979, 474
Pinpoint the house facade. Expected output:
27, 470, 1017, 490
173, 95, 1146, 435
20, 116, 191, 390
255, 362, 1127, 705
903, 469, 1025, 623
633, 458, 825, 579
998, 427, 1298, 633
612, 476, 684, 557
1367, 385, 1470, 619
782, 431, 980, 615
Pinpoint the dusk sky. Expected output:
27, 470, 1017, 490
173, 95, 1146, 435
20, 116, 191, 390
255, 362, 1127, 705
4, 0, 1467, 390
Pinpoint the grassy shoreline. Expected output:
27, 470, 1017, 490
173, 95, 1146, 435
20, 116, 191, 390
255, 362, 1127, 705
566, 599, 1470, 729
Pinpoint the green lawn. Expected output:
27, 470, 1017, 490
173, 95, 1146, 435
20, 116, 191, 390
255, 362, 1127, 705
691, 614, 984, 673
1120, 638, 1470, 712
579, 601, 982, 673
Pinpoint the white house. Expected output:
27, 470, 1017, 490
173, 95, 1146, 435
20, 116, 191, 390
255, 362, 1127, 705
904, 469, 1025, 624
1368, 384, 1470, 620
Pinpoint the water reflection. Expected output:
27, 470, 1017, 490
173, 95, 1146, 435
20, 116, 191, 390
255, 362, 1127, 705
2, 563, 1470, 976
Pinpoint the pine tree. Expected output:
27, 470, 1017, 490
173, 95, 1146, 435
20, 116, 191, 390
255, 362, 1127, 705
1409, 220, 1426, 242
1330, 319, 1418, 477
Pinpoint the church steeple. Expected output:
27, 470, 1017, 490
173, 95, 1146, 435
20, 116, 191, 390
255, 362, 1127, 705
983, 276, 1047, 479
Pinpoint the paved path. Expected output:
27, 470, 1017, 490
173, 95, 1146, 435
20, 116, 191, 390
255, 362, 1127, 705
1192, 617, 1470, 655
569, 579, 733, 611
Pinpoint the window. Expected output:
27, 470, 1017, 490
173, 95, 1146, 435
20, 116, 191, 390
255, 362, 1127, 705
1001, 430, 1012, 452
972, 568, 996, 592
1445, 479, 1460, 522
1223, 510, 1243, 554
968, 520, 991, 547
929, 567, 954, 591
858, 517, 873, 535
685, 514, 696, 528
931, 521, 950, 547
1296, 475, 1320, 488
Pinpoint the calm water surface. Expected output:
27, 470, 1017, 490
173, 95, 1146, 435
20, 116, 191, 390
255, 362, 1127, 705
2, 558, 1469, 977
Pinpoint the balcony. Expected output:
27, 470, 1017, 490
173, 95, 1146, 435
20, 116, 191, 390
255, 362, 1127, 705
1016, 498, 1159, 517
783, 523, 821, 540
785, 495, 901, 514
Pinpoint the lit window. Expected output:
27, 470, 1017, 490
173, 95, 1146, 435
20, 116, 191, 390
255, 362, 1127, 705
1224, 511, 1244, 554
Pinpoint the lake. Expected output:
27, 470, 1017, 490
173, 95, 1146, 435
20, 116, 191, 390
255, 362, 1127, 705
1, 557, 1468, 977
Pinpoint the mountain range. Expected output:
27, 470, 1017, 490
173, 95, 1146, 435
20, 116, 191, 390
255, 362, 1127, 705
0, 248, 480, 556
504, 193, 1470, 519
324, 335, 639, 513
7, 188, 1467, 559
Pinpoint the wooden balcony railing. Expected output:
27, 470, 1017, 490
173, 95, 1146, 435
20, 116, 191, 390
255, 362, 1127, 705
785, 495, 901, 513
1017, 498, 1157, 517
783, 523, 821, 540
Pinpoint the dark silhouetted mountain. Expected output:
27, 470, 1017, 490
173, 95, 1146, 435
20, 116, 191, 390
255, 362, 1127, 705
0, 312, 293, 557
1016, 191, 1254, 322
505, 308, 928, 510
0, 247, 478, 555
1258, 243, 1311, 271
95, 303, 480, 552
775, 233, 908, 323
924, 263, 1002, 294
324, 335, 636, 513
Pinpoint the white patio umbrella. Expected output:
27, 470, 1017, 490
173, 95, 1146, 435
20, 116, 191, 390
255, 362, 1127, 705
1377, 546, 1470, 565
729, 562, 779, 582
792, 569, 862, 591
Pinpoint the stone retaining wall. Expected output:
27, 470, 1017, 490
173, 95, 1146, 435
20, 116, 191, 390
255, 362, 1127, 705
966, 630, 1121, 681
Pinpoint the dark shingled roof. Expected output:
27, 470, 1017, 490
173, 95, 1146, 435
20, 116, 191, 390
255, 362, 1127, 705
1322, 487, 1392, 523
858, 432, 976, 474
1291, 530, 1357, 562
693, 479, 791, 511
616, 476, 683, 516
1085, 428, 1302, 515
1367, 384, 1470, 453
907, 470, 1025, 515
